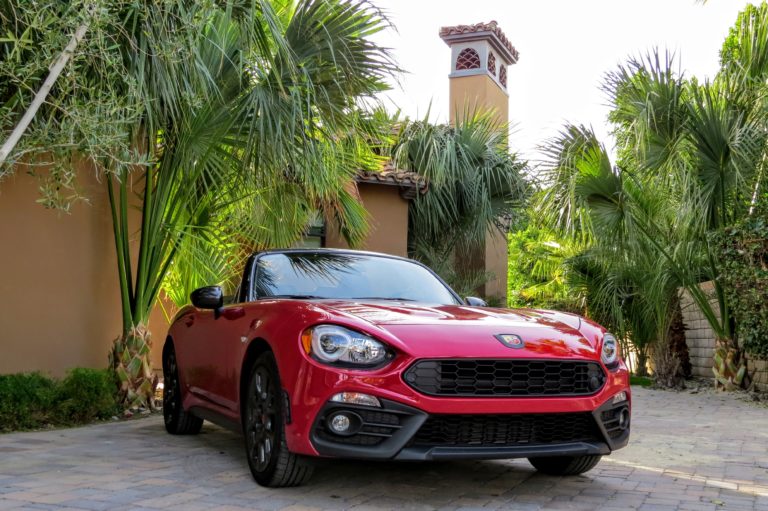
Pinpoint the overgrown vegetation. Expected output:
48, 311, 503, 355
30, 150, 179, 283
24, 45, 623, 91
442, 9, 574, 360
0, 369, 118, 432
511, 2, 768, 388
714, 205, 768, 360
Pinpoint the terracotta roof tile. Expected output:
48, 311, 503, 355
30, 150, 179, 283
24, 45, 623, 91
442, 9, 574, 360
439, 21, 519, 63
356, 161, 427, 198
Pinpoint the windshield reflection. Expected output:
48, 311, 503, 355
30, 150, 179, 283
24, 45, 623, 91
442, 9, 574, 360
254, 252, 460, 304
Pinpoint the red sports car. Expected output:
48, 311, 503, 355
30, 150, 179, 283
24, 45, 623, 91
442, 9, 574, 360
163, 249, 630, 487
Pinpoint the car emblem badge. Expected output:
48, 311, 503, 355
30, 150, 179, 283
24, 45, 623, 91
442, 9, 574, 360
495, 334, 525, 349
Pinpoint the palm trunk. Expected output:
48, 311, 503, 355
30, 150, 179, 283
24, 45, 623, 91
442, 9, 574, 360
109, 324, 158, 410
107, 168, 160, 410
713, 339, 750, 391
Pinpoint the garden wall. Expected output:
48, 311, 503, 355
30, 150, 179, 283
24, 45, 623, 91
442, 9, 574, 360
680, 283, 768, 391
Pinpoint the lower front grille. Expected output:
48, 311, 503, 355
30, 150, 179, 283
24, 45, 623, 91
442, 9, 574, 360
409, 412, 603, 447
600, 405, 630, 439
315, 407, 402, 446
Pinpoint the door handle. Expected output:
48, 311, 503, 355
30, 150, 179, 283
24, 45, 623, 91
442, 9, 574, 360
221, 307, 246, 320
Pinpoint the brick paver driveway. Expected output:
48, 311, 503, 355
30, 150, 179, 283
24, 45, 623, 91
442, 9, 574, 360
1, 387, 767, 511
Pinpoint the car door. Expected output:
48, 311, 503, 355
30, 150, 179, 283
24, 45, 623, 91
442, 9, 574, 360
182, 304, 250, 417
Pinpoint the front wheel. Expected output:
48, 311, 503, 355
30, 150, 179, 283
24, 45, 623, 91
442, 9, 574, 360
243, 352, 313, 487
528, 455, 602, 475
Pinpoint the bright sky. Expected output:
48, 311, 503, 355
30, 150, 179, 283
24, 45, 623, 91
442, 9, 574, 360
371, 0, 753, 162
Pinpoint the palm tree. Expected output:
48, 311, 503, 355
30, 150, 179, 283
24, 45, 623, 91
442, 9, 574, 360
390, 110, 527, 292
1, 0, 396, 408
536, 32, 768, 385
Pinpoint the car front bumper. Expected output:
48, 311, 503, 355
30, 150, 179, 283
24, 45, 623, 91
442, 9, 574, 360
306, 395, 629, 461
284, 357, 631, 461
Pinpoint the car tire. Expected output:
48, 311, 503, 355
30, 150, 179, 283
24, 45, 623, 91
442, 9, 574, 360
528, 455, 602, 475
243, 352, 314, 487
162, 343, 203, 435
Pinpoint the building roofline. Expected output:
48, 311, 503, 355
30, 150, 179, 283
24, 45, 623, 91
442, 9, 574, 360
439, 21, 519, 64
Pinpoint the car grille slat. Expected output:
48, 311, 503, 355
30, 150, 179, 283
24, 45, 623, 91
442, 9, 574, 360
404, 359, 605, 397
409, 412, 603, 447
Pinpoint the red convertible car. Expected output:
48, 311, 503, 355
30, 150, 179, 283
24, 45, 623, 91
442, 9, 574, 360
163, 249, 630, 487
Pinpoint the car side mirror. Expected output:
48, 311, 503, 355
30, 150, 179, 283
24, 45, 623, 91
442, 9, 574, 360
191, 286, 224, 311
465, 296, 487, 307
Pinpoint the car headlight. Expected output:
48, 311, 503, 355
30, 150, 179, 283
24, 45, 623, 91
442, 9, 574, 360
302, 325, 391, 367
601, 333, 619, 366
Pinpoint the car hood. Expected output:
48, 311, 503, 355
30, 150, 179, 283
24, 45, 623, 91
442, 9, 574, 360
313, 300, 600, 360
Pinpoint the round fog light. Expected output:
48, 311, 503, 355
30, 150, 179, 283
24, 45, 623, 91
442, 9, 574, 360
618, 408, 630, 430
330, 413, 351, 433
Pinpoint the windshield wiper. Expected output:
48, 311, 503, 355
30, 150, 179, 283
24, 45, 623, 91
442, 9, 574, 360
351, 296, 417, 301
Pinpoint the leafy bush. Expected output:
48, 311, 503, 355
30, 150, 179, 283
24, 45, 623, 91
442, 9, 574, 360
715, 208, 768, 359
0, 369, 118, 432
56, 369, 118, 424
0, 373, 57, 431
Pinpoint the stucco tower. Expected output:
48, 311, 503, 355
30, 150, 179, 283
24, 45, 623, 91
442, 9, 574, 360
440, 21, 518, 125
440, 21, 518, 303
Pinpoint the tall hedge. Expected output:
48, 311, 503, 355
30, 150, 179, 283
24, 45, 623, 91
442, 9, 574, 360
715, 209, 768, 359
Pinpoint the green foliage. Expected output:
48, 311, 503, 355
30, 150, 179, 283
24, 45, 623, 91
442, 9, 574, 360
393, 110, 527, 253
529, 3, 768, 385
629, 375, 653, 388
714, 206, 768, 359
507, 221, 585, 313
0, 373, 56, 431
56, 368, 118, 423
0, 369, 118, 432
392, 110, 527, 295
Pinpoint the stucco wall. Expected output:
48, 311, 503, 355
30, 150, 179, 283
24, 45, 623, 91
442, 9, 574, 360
680, 283, 768, 391
325, 183, 409, 257
0, 166, 168, 376
484, 228, 508, 303
449, 74, 509, 126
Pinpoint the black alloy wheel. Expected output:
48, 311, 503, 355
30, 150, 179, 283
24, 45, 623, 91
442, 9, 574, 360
243, 352, 313, 487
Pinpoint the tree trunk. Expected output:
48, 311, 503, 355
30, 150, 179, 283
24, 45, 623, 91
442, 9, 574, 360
109, 324, 158, 410
635, 349, 649, 377
0, 18, 91, 166
668, 298, 692, 378
712, 339, 750, 390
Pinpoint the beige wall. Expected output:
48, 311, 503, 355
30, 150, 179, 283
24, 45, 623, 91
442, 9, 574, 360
0, 166, 168, 376
449, 73, 510, 304
484, 228, 508, 303
325, 183, 409, 257
449, 74, 509, 126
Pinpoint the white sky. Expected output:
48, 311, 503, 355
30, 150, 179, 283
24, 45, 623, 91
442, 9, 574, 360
371, 0, 753, 162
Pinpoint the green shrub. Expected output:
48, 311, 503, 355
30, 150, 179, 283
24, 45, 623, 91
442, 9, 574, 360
714, 207, 768, 359
55, 368, 118, 424
0, 372, 57, 432
0, 368, 118, 432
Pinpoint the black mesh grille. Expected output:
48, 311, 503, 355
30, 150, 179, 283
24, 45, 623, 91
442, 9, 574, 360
410, 413, 603, 447
404, 359, 606, 397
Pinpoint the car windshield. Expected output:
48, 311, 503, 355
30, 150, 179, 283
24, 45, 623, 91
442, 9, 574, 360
254, 252, 460, 304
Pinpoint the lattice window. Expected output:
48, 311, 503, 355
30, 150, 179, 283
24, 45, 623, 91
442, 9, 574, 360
455, 48, 481, 70
499, 65, 507, 87
487, 52, 496, 75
